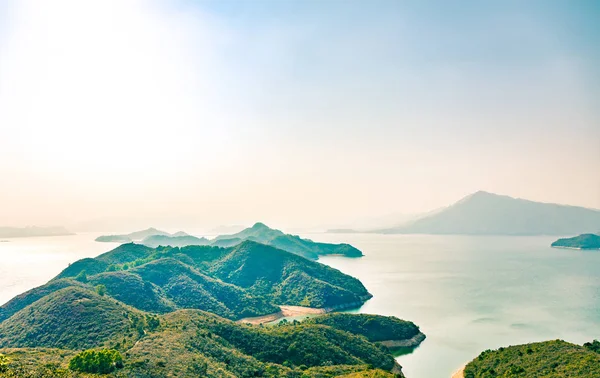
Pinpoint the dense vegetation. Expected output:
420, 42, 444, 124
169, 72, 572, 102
0, 287, 148, 349
551, 233, 600, 249
584, 339, 600, 353
95, 223, 364, 260
69, 349, 123, 374
213, 222, 364, 259
304, 313, 422, 342
39, 241, 370, 318
464, 340, 600, 378
0, 238, 411, 377
0, 235, 418, 378
0, 303, 406, 377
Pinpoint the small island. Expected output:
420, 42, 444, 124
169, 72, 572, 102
551, 233, 600, 250
95, 227, 170, 242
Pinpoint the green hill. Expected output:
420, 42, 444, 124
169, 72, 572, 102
94, 223, 363, 260
209, 241, 371, 308
5, 241, 370, 321
464, 340, 600, 378
0, 287, 145, 350
0, 279, 86, 323
305, 313, 422, 343
551, 233, 600, 249
213, 222, 363, 259
0, 306, 406, 377
0, 240, 401, 377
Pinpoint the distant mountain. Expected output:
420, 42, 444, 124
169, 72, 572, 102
95, 227, 171, 242
551, 233, 600, 250
377, 191, 600, 235
214, 222, 363, 259
142, 234, 210, 248
95, 223, 363, 260
171, 231, 190, 237
209, 224, 246, 235
0, 226, 73, 238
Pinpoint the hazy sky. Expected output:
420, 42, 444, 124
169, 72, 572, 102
0, 0, 598, 230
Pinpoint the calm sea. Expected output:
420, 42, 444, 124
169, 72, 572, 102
314, 233, 600, 378
1, 232, 599, 378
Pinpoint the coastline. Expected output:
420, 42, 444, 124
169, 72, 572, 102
551, 246, 599, 250
378, 332, 426, 348
451, 365, 465, 378
238, 305, 327, 325
238, 295, 372, 325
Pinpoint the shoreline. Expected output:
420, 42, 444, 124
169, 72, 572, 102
378, 332, 426, 348
451, 365, 465, 378
238, 305, 327, 325
551, 246, 599, 250
238, 296, 371, 325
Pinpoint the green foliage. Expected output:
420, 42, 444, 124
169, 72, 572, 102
68, 349, 123, 374
214, 222, 364, 260
95, 284, 107, 296
551, 233, 600, 249
0, 241, 397, 377
584, 339, 600, 353
0, 353, 10, 372
464, 340, 600, 378
74, 270, 87, 283
305, 313, 421, 342
0, 279, 86, 323
0, 287, 144, 350
13, 241, 369, 321
211, 241, 371, 308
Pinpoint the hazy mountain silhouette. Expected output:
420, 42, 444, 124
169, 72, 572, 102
377, 191, 600, 235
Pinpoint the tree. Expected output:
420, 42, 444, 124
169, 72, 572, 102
96, 284, 107, 296
69, 349, 123, 374
75, 270, 87, 283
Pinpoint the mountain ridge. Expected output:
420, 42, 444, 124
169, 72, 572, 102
376, 191, 600, 235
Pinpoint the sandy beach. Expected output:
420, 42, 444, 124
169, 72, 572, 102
238, 305, 326, 325
451, 365, 465, 378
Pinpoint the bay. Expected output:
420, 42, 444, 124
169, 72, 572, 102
313, 233, 600, 378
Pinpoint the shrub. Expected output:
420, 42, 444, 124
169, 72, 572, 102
69, 349, 123, 374
96, 284, 107, 296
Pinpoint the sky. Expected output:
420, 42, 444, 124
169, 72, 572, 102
0, 0, 598, 231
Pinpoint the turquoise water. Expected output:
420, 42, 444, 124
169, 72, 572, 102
311, 233, 600, 378
1, 233, 599, 378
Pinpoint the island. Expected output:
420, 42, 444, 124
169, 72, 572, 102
461, 339, 600, 378
0, 240, 419, 377
141, 234, 210, 248
95, 227, 170, 242
0, 226, 73, 238
551, 233, 600, 250
98, 222, 365, 260
212, 222, 364, 260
